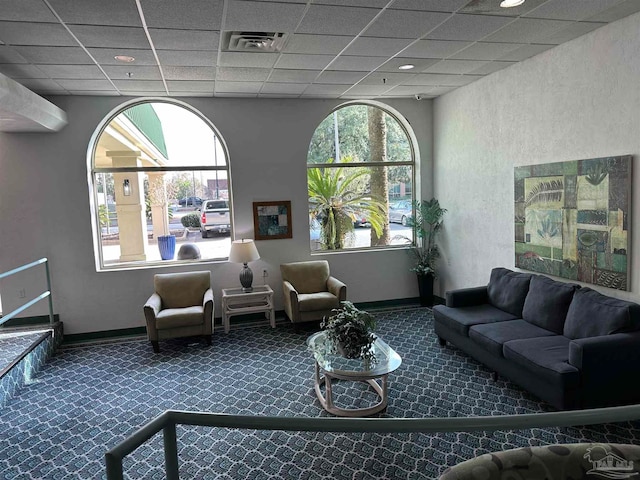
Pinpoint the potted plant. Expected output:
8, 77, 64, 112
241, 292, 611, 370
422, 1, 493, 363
320, 301, 377, 362
405, 198, 447, 307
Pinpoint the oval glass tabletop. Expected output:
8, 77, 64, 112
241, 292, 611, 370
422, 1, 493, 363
307, 331, 402, 378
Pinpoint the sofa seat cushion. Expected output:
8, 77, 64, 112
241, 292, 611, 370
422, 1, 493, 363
503, 336, 579, 388
156, 306, 204, 329
469, 320, 555, 358
564, 287, 640, 339
433, 304, 519, 337
487, 268, 532, 317
522, 275, 579, 334
298, 292, 339, 312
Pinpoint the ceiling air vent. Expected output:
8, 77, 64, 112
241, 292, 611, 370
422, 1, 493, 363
224, 31, 288, 53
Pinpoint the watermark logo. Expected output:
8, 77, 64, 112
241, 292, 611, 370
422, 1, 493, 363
584, 445, 638, 479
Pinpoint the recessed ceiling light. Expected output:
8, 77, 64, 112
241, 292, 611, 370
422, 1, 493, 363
500, 0, 525, 7
114, 55, 135, 63
398, 64, 415, 70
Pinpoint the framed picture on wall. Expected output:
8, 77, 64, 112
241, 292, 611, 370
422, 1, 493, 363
253, 201, 292, 240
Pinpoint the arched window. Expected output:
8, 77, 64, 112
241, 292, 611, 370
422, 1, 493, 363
90, 100, 231, 270
307, 103, 415, 251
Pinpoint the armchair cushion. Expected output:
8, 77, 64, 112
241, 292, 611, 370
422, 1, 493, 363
298, 292, 339, 312
156, 306, 204, 329
280, 260, 330, 294
154, 271, 211, 309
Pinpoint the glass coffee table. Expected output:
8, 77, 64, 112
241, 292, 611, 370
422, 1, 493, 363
307, 331, 402, 417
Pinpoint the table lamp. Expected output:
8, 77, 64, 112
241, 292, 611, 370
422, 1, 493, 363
229, 239, 260, 292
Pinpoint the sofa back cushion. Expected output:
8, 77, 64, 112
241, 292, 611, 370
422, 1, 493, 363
487, 267, 532, 317
522, 275, 579, 334
563, 287, 640, 339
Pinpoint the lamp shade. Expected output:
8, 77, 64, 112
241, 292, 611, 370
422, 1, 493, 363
229, 239, 260, 263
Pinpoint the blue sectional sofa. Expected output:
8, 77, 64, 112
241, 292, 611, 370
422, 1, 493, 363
433, 267, 640, 410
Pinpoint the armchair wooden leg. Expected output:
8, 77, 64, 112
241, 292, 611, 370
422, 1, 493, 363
151, 341, 160, 353
204, 335, 212, 346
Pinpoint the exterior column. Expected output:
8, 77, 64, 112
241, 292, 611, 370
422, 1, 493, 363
148, 172, 170, 240
108, 151, 148, 262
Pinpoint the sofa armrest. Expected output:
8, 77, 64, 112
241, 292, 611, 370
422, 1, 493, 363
569, 331, 640, 407
144, 293, 161, 319
445, 286, 488, 308
282, 280, 300, 322
203, 288, 214, 331
327, 276, 347, 302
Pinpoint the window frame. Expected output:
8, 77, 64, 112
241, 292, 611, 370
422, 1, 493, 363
307, 102, 417, 253
88, 98, 233, 271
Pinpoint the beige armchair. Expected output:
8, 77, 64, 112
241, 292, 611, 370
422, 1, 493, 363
143, 271, 214, 352
280, 260, 346, 327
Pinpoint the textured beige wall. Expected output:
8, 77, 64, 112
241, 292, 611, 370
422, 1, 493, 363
434, 11, 640, 302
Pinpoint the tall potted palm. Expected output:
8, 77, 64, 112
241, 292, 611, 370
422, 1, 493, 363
406, 198, 447, 306
308, 159, 385, 250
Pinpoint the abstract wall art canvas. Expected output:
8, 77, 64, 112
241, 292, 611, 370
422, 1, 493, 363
514, 155, 632, 290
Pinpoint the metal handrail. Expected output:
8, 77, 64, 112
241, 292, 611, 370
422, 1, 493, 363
105, 404, 640, 480
0, 258, 54, 326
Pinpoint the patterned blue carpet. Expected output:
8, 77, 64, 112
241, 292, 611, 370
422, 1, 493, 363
0, 307, 638, 479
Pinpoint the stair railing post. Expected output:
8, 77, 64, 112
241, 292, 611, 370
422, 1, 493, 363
44, 259, 55, 324
164, 421, 179, 480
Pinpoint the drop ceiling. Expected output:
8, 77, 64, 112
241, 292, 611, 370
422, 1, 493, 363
0, 0, 639, 100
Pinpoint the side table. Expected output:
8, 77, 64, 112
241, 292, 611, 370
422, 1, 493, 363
221, 285, 275, 333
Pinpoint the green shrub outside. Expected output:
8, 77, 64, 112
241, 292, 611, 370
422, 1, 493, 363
181, 213, 201, 228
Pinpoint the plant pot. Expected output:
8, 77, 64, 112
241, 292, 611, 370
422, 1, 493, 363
417, 273, 434, 307
158, 234, 176, 260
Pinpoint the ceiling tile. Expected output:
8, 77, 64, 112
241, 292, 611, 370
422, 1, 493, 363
276, 54, 334, 70
219, 52, 279, 68
423, 59, 489, 74
17, 78, 65, 90
311, 0, 389, 7
13, 46, 93, 64
162, 66, 216, 80
449, 42, 524, 60
428, 86, 458, 95
121, 91, 169, 96
328, 56, 386, 71
48, 0, 142, 27
166, 80, 215, 91
35, 64, 105, 79
358, 71, 412, 86
497, 44, 554, 61
258, 93, 300, 98
0, 45, 28, 63
283, 34, 353, 55
315, 70, 368, 84
215, 92, 257, 97
149, 29, 219, 50
55, 79, 116, 90
0, 21, 77, 46
363, 10, 451, 39
0, 63, 47, 78
377, 57, 440, 72
102, 65, 162, 80
113, 79, 166, 91
586, 0, 640, 22
297, 5, 380, 36
402, 40, 472, 58
390, 0, 469, 12
459, 0, 548, 17
483, 18, 571, 44
303, 84, 350, 95
403, 73, 481, 86
543, 21, 605, 44
523, 0, 623, 21
225, 0, 306, 31
156, 50, 216, 67
216, 67, 271, 82
468, 60, 516, 75
426, 14, 514, 42
215, 81, 263, 93
268, 69, 321, 83
70, 25, 149, 48
141, 0, 224, 30
384, 85, 435, 96
68, 90, 120, 95
169, 91, 214, 97
0, 0, 58, 22
343, 84, 393, 95
88, 48, 158, 65
261, 83, 308, 94
342, 37, 413, 57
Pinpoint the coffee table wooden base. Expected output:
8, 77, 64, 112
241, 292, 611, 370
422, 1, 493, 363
313, 362, 388, 417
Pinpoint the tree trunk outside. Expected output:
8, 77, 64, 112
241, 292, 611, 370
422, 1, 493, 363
367, 107, 390, 246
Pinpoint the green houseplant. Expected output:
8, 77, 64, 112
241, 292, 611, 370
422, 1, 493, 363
406, 198, 447, 306
320, 301, 377, 362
